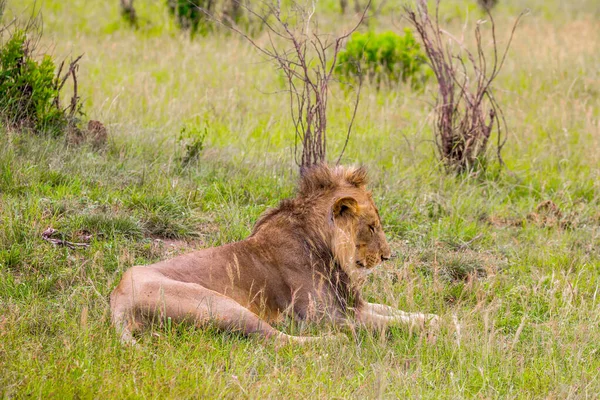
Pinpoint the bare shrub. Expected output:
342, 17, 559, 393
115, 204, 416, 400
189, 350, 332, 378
405, 1, 525, 173
206, 1, 369, 168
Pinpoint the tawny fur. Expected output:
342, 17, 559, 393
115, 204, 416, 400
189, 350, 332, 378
110, 164, 438, 345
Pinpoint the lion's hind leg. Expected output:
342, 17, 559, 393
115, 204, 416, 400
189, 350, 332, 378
110, 267, 329, 345
151, 280, 343, 345
110, 304, 141, 345
110, 266, 151, 345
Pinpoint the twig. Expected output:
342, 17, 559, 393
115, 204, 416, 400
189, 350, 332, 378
42, 228, 89, 250
457, 233, 483, 250
53, 54, 83, 115
336, 67, 363, 165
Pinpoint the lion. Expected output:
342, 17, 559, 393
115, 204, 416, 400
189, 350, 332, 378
110, 164, 438, 344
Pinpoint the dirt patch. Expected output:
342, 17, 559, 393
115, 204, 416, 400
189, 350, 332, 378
486, 215, 524, 228
66, 120, 107, 148
488, 200, 584, 230
132, 237, 207, 261
148, 237, 205, 258
526, 200, 565, 228
391, 241, 506, 283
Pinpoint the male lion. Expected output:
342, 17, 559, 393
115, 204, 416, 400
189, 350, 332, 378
110, 164, 438, 344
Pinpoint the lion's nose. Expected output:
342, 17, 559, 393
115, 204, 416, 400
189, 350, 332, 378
381, 251, 395, 261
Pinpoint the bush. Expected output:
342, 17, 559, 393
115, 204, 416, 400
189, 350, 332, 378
335, 29, 430, 88
0, 12, 83, 135
167, 0, 208, 33
166, 0, 245, 35
0, 31, 63, 133
119, 0, 138, 27
177, 125, 207, 167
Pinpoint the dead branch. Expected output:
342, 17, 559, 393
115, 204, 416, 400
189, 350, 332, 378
42, 228, 90, 250
53, 55, 83, 119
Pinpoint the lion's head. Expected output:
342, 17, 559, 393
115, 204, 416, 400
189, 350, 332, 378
298, 164, 391, 282
252, 164, 391, 285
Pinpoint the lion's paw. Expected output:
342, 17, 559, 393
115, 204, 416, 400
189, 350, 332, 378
425, 314, 440, 330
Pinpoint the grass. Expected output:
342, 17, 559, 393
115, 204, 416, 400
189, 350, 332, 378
1, 0, 599, 398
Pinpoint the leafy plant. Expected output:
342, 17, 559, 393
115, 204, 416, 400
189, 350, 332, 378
0, 31, 62, 133
178, 125, 208, 167
167, 0, 220, 35
166, 0, 248, 35
0, 13, 83, 135
119, 0, 138, 27
336, 29, 430, 88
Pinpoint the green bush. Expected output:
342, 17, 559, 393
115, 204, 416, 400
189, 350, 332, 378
336, 29, 430, 88
177, 125, 208, 167
167, 0, 212, 34
166, 0, 248, 35
0, 31, 65, 134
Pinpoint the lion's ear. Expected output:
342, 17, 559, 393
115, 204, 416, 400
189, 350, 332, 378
299, 164, 334, 194
333, 197, 359, 219
345, 166, 368, 188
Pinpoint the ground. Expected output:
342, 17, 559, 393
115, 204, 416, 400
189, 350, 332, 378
1, 0, 599, 398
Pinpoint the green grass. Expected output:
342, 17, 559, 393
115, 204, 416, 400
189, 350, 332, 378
1, 0, 599, 398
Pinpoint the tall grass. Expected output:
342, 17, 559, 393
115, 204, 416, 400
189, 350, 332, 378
1, 0, 599, 397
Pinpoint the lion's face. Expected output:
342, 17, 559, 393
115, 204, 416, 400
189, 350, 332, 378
332, 193, 391, 279
354, 197, 391, 270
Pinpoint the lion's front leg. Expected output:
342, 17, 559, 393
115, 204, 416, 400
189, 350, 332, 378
356, 302, 439, 332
